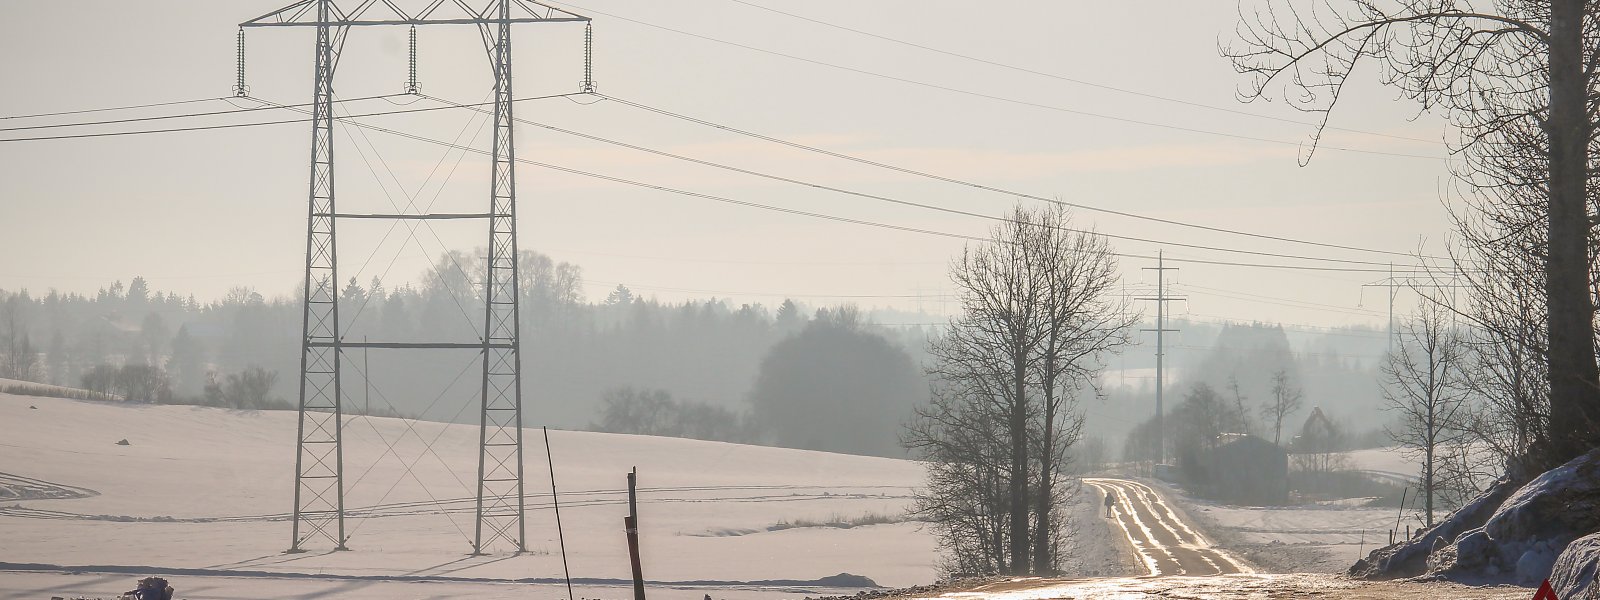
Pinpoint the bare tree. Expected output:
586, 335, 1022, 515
907, 203, 1131, 575
1383, 302, 1473, 527
904, 372, 1016, 574
931, 205, 1048, 574
1225, 0, 1600, 468
1227, 375, 1253, 435
1262, 369, 1305, 447
1027, 204, 1133, 573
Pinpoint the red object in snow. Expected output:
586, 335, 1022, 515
1532, 579, 1558, 600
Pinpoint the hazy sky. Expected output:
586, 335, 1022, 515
1, 1, 1460, 330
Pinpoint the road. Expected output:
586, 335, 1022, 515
1084, 477, 1252, 576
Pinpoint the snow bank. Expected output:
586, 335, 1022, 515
1351, 448, 1600, 586
1348, 476, 1516, 580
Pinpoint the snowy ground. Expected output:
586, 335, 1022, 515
0, 392, 939, 598
1345, 447, 1422, 483
902, 573, 1532, 599
1181, 494, 1399, 573
1142, 446, 1422, 574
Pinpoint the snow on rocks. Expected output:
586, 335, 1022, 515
1350, 475, 1517, 579
1353, 448, 1600, 586
1551, 532, 1600, 600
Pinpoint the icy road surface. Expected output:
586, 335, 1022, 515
1084, 478, 1251, 576
907, 573, 1531, 600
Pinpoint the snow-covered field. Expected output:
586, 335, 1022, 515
1153, 446, 1422, 573
1345, 447, 1422, 483
1183, 495, 1398, 573
0, 392, 938, 598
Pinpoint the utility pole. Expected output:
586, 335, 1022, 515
1361, 270, 1469, 355
241, 0, 590, 555
1360, 264, 1402, 354
1138, 250, 1182, 464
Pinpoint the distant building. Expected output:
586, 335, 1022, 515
1291, 406, 1339, 453
1288, 406, 1347, 474
1202, 433, 1288, 505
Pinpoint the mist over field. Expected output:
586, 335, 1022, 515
0, 264, 1394, 460
5, 0, 1599, 598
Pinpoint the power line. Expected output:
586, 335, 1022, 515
0, 93, 403, 133
0, 97, 225, 121
554, 1, 1452, 162
1172, 282, 1381, 317
725, 0, 1440, 146
6, 94, 1460, 268
313, 103, 1449, 274
595, 93, 1457, 262
4, 88, 1447, 270
0, 93, 582, 143
4, 91, 1453, 274
425, 94, 1424, 269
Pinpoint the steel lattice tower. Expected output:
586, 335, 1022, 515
241, 0, 589, 555
475, 1, 528, 553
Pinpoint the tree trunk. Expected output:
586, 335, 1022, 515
1009, 352, 1030, 574
1033, 359, 1056, 574
1426, 360, 1435, 529
1542, 0, 1600, 467
1425, 430, 1435, 527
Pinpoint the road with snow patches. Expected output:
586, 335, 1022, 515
1084, 477, 1253, 577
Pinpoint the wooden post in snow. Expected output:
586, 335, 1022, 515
625, 467, 645, 600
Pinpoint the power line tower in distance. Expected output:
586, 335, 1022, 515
1137, 250, 1183, 465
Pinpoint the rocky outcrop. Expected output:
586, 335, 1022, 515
1351, 448, 1600, 586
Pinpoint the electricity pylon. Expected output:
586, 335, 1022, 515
240, 0, 589, 555
1137, 250, 1183, 464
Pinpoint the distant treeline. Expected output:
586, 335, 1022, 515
0, 249, 934, 457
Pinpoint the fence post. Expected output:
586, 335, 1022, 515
626, 467, 645, 600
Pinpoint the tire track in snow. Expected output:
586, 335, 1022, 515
1084, 478, 1251, 577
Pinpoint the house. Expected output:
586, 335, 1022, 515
1203, 433, 1289, 505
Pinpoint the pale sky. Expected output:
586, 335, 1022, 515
0, 1, 1461, 330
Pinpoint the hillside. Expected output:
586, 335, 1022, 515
0, 391, 937, 596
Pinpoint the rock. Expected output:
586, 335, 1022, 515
115, 439, 130, 446
29, 405, 37, 409
1551, 532, 1600, 600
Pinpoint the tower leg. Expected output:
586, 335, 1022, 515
290, 0, 348, 553
474, 0, 526, 554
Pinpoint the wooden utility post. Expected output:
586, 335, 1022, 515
625, 467, 645, 600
